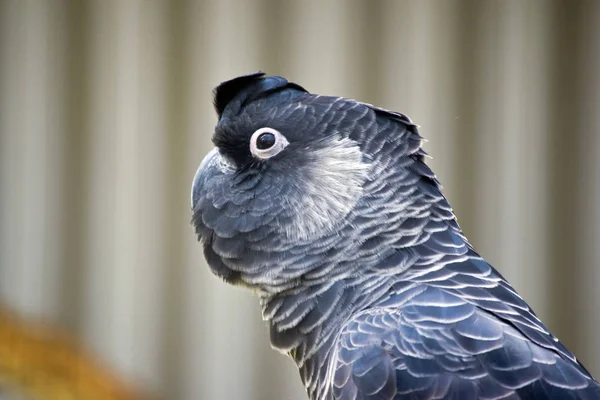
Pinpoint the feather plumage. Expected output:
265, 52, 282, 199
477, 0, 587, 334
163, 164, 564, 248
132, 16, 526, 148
191, 74, 599, 399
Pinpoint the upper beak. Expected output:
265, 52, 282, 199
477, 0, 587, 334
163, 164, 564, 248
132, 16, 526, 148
191, 147, 220, 210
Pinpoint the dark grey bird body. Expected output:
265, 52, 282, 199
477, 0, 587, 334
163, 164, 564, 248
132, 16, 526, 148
191, 73, 600, 399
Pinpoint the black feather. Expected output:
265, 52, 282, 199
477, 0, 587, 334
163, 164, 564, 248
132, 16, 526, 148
213, 71, 265, 118
212, 71, 308, 120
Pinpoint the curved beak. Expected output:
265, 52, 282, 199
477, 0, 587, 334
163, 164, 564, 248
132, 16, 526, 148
191, 147, 220, 210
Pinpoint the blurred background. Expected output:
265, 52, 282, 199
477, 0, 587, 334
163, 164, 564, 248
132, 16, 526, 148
0, 0, 599, 399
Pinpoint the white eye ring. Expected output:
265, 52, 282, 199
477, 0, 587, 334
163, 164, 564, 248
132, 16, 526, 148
249, 127, 289, 160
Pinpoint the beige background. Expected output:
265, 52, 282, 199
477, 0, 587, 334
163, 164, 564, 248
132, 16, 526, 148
1, 0, 599, 399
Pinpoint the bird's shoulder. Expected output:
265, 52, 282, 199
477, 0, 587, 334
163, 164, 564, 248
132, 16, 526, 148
326, 272, 599, 399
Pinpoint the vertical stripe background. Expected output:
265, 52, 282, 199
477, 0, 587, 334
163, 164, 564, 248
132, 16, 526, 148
0, 1, 598, 398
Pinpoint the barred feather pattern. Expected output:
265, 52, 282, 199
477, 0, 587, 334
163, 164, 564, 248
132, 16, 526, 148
192, 89, 600, 399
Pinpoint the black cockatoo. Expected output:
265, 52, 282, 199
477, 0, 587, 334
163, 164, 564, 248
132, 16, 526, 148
191, 72, 599, 399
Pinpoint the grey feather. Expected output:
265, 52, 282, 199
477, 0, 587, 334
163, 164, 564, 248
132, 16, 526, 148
191, 74, 599, 399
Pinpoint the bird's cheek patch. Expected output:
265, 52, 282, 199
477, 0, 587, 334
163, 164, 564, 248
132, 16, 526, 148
283, 137, 370, 241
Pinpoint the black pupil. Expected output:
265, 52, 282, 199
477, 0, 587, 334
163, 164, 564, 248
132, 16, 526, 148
256, 132, 276, 150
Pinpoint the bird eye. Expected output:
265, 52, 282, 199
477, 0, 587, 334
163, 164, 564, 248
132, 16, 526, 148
256, 132, 276, 150
250, 127, 289, 159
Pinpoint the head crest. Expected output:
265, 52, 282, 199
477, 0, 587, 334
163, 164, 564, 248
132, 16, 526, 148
212, 71, 308, 119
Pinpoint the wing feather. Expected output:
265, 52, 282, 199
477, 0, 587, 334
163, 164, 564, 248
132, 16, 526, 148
329, 283, 599, 399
